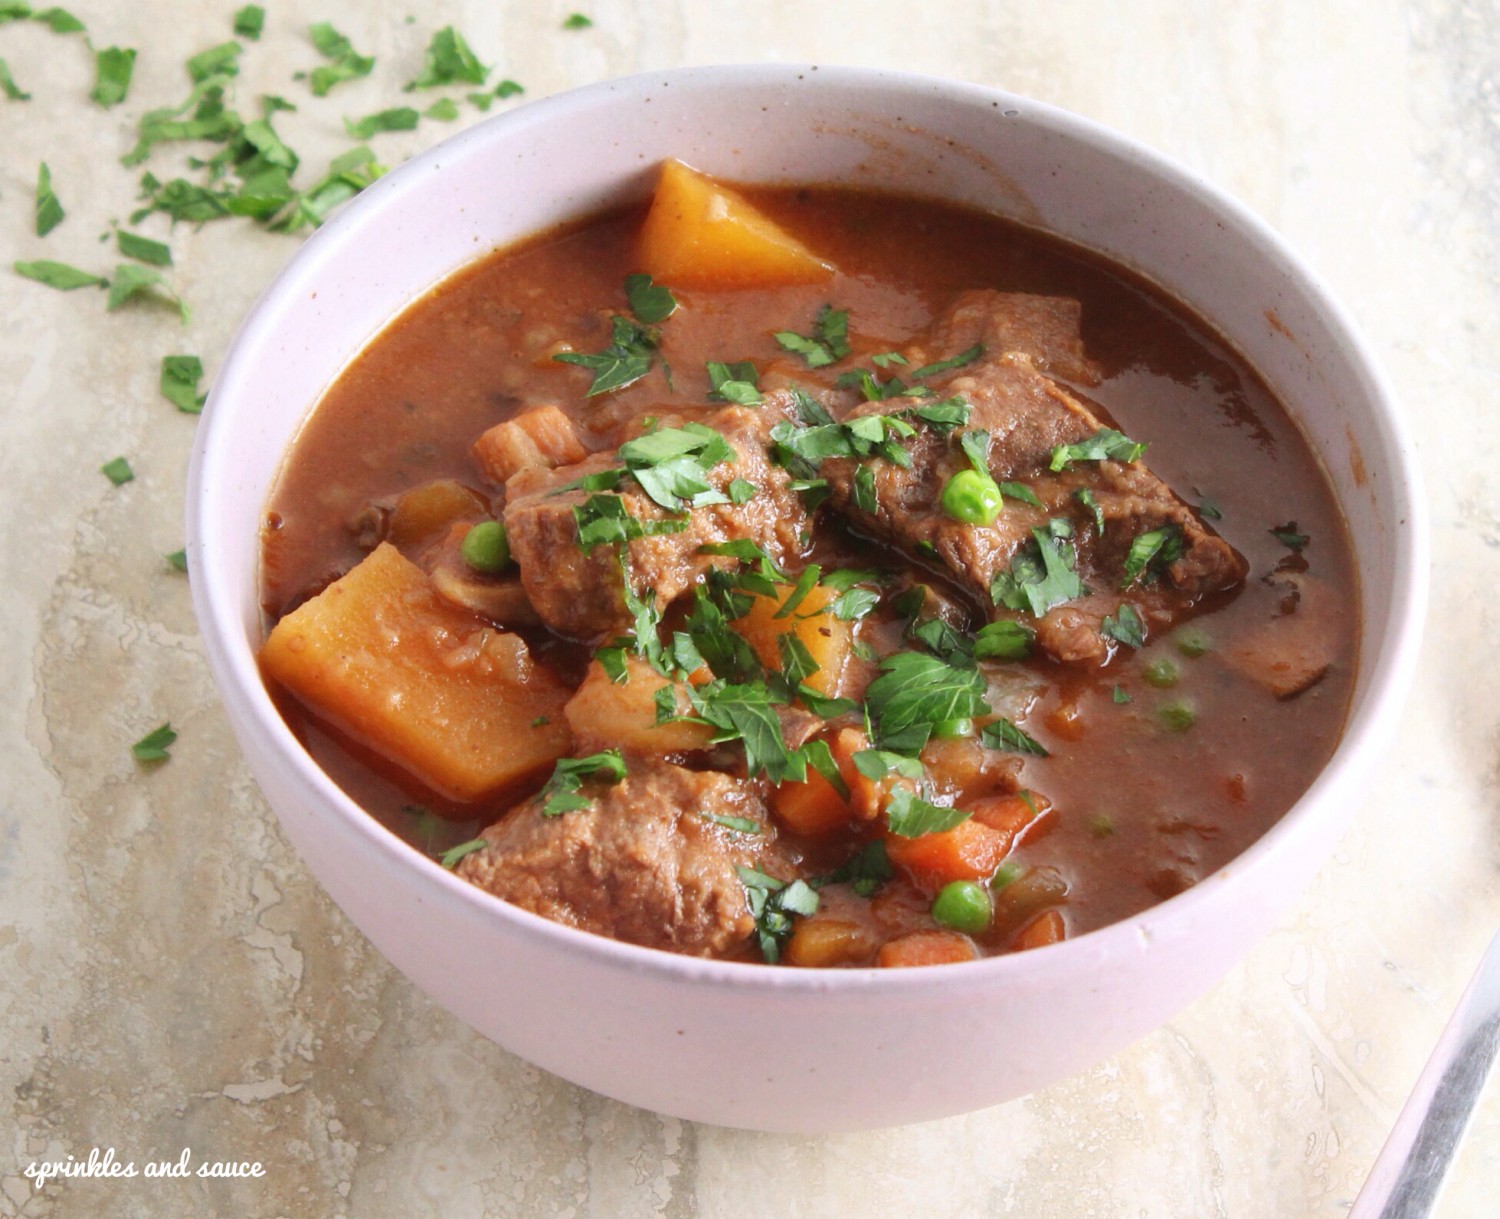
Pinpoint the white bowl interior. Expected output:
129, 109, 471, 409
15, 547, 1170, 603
188, 66, 1425, 1131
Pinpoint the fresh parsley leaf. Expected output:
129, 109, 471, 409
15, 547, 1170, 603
1049, 427, 1146, 472
572, 493, 688, 550
997, 480, 1043, 508
814, 840, 894, 897
307, 22, 373, 96
1112, 685, 1131, 705
852, 463, 878, 513
187, 41, 242, 84
554, 315, 658, 395
910, 343, 984, 380
539, 750, 627, 816
959, 428, 991, 474
774, 304, 851, 369
1120, 525, 1183, 589
981, 718, 1049, 756
265, 146, 385, 232
31, 6, 83, 33
618, 422, 732, 511
100, 456, 134, 485
233, 5, 264, 39
871, 351, 908, 368
1075, 486, 1104, 534
160, 354, 207, 413
34, 162, 62, 236
990, 523, 1087, 616
727, 478, 758, 505
851, 749, 925, 782
90, 45, 135, 107
116, 229, 171, 266
495, 79, 524, 98
106, 264, 188, 321
406, 25, 489, 89
972, 619, 1035, 661
827, 586, 879, 621
624, 272, 676, 323
1100, 603, 1145, 649
344, 107, 420, 138
0, 4, 30, 22
439, 838, 488, 869
1270, 523, 1309, 551
702, 811, 762, 835
738, 866, 818, 963
165, 548, 188, 572
683, 681, 803, 783
909, 396, 970, 432
424, 97, 459, 121
706, 360, 762, 406
864, 651, 988, 751
885, 787, 970, 838
1197, 491, 1223, 521
131, 721, 175, 762
0, 58, 29, 100
562, 12, 593, 28
15, 259, 104, 290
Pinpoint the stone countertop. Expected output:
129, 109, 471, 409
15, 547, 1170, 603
2, 2, 1496, 1216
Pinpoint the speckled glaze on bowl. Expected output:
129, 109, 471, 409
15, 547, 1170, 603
187, 65, 1426, 1132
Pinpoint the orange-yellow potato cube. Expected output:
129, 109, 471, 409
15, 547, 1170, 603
637, 159, 833, 289
260, 542, 572, 802
387, 479, 487, 547
731, 582, 852, 696
564, 653, 715, 755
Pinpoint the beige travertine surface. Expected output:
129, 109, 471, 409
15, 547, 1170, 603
2, 1, 1497, 1215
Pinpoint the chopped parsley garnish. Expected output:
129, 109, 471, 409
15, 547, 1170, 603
624, 272, 676, 323
131, 722, 176, 762
1100, 603, 1145, 649
990, 520, 1087, 616
90, 45, 135, 107
233, 5, 264, 39
1074, 486, 1104, 533
864, 651, 988, 752
572, 493, 688, 550
885, 787, 970, 838
972, 619, 1035, 661
406, 25, 489, 90
554, 315, 657, 395
344, 107, 420, 138
774, 304, 850, 368
14, 259, 105, 290
424, 97, 459, 121
980, 718, 1049, 757
117, 229, 172, 266
539, 750, 627, 816
186, 41, 242, 85
0, 58, 30, 100
706, 360, 761, 405
1120, 525, 1184, 589
908, 396, 970, 432
770, 412, 915, 479
997, 480, 1043, 508
1049, 427, 1146, 472
813, 840, 895, 897
701, 812, 762, 835
100, 456, 134, 485
160, 354, 207, 412
1270, 523, 1310, 551
439, 838, 488, 869
909, 342, 984, 380
34, 162, 62, 236
562, 13, 594, 29
307, 22, 373, 96
31, 6, 84, 34
851, 463, 878, 512
165, 548, 188, 572
106, 264, 188, 321
738, 866, 818, 963
1112, 685, 1131, 704
1196, 491, 1223, 521
618, 422, 733, 510
727, 478, 758, 504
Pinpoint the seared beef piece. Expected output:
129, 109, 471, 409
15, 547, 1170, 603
503, 403, 809, 641
458, 761, 784, 957
820, 291, 1245, 659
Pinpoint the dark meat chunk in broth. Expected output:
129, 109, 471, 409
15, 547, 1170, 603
457, 761, 787, 956
503, 403, 810, 641
819, 290, 1246, 660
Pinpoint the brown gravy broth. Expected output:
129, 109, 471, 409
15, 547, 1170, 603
260, 186, 1357, 948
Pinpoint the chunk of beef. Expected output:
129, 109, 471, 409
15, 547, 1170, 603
503, 403, 810, 641
458, 760, 785, 957
820, 291, 1245, 661
1223, 572, 1342, 699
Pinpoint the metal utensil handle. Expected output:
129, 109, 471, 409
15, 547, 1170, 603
1349, 931, 1500, 1219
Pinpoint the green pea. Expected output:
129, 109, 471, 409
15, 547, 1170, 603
1158, 700, 1196, 733
461, 519, 511, 572
1176, 629, 1212, 658
1143, 658, 1179, 688
940, 469, 1003, 525
931, 880, 992, 933
933, 717, 975, 740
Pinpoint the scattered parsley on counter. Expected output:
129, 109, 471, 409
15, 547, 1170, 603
0, 58, 29, 99
306, 22, 372, 95
405, 25, 488, 90
164, 549, 188, 572
106, 264, 188, 321
160, 355, 207, 413
116, 229, 172, 266
14, 259, 105, 290
562, 13, 593, 29
343, 106, 420, 138
91, 45, 136, 107
34, 162, 63, 235
232, 4, 264, 39
131, 722, 176, 762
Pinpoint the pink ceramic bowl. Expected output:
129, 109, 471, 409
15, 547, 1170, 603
187, 65, 1426, 1131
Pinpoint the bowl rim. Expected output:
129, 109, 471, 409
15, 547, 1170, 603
189, 62, 1429, 998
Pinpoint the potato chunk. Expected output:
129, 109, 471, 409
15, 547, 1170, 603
260, 542, 572, 802
637, 159, 833, 289
730, 582, 853, 697
564, 653, 715, 755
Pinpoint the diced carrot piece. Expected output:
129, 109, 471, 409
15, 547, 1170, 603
885, 817, 1013, 893
386, 479, 487, 547
1044, 697, 1086, 741
772, 764, 851, 836
260, 543, 573, 802
1012, 909, 1066, 951
563, 653, 715, 755
877, 930, 979, 968
991, 866, 1070, 936
472, 404, 587, 487
731, 582, 852, 697
969, 791, 1054, 844
637, 159, 833, 289
784, 917, 879, 968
